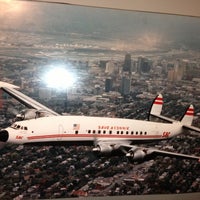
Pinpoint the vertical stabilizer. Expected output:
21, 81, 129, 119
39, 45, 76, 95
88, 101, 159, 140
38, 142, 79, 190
181, 105, 194, 126
150, 94, 163, 116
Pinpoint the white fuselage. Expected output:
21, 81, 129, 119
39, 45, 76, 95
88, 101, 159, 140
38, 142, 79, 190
6, 115, 183, 145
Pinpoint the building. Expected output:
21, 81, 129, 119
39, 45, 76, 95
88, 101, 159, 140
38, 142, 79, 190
137, 57, 151, 74
38, 88, 52, 100
123, 53, 132, 73
105, 78, 113, 92
120, 76, 131, 95
168, 60, 185, 81
105, 61, 115, 75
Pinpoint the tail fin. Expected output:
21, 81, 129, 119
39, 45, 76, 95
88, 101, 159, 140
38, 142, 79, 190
181, 105, 194, 126
149, 94, 163, 117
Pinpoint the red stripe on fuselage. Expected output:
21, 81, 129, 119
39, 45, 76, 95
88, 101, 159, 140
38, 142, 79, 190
27, 134, 162, 140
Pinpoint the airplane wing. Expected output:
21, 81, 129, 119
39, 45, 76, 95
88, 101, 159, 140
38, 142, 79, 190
93, 139, 200, 162
124, 145, 200, 162
147, 148, 200, 161
0, 81, 60, 116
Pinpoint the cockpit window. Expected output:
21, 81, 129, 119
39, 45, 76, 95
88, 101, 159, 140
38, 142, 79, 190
11, 124, 17, 129
11, 124, 28, 130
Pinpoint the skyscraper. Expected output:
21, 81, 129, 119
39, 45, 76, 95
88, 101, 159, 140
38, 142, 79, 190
123, 53, 132, 73
120, 76, 131, 95
105, 78, 113, 92
105, 61, 115, 75
138, 57, 151, 74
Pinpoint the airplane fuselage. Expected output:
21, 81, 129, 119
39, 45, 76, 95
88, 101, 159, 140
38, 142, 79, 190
5, 115, 183, 145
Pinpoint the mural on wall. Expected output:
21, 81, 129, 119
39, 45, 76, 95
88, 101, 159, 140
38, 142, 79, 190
0, 0, 200, 199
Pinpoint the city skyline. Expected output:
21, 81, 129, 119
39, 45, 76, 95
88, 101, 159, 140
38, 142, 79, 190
0, 0, 200, 52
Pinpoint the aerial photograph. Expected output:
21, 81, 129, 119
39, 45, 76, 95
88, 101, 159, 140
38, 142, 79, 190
0, 0, 200, 199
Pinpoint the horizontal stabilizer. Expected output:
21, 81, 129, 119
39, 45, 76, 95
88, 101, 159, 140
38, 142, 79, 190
150, 114, 175, 123
183, 124, 200, 133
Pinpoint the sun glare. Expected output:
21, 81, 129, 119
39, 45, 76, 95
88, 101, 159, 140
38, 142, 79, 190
43, 66, 76, 90
0, 0, 24, 14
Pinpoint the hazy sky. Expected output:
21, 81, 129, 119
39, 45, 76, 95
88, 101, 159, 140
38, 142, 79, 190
0, 0, 200, 51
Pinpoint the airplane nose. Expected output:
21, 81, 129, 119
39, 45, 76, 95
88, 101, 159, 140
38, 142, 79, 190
0, 130, 9, 142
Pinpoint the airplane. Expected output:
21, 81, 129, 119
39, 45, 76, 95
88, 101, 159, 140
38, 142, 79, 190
0, 81, 200, 162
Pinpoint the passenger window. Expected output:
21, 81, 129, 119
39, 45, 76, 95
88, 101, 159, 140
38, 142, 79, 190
126, 131, 129, 135
88, 130, 91, 133
103, 130, 106, 134
140, 131, 143, 135
109, 130, 112, 134
117, 131, 119, 134
121, 131, 123, 134
98, 130, 101, 134
131, 131, 134, 135
75, 131, 78, 134
136, 131, 138, 135
93, 130, 96, 134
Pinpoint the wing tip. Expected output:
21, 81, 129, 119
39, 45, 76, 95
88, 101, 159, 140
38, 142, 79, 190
0, 81, 20, 89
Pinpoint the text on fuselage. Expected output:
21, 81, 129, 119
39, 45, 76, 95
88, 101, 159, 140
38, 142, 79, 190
98, 126, 129, 130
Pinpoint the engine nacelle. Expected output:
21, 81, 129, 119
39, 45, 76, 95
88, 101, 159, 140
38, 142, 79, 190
92, 144, 113, 154
15, 109, 51, 121
126, 149, 146, 161
15, 109, 37, 121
